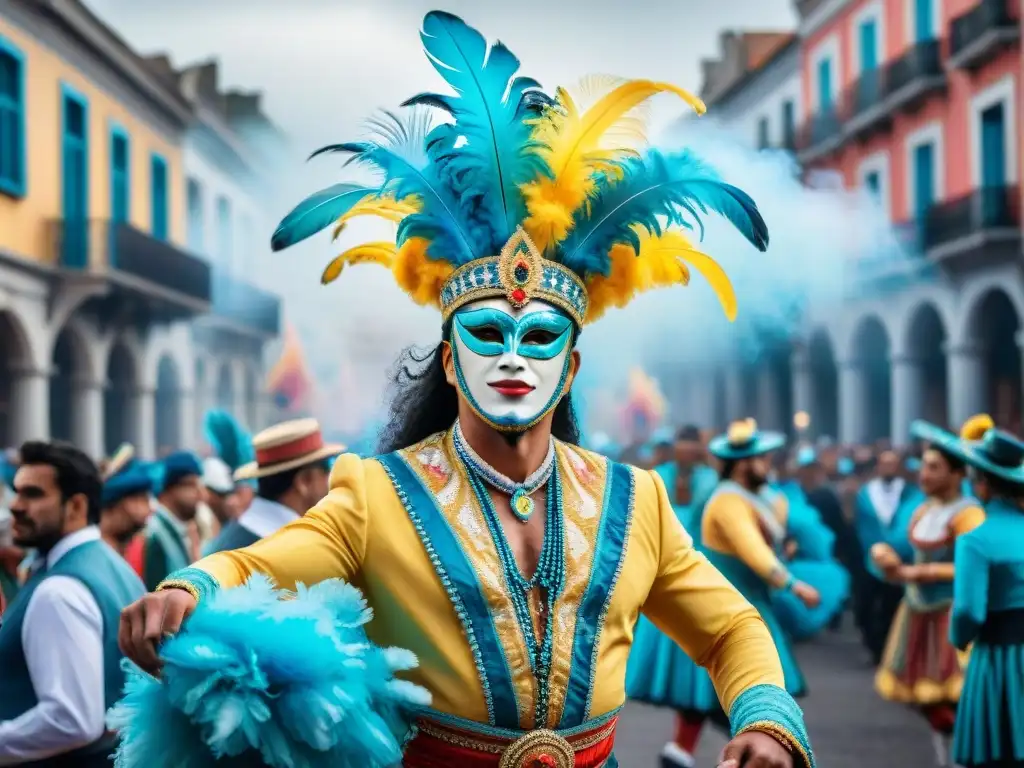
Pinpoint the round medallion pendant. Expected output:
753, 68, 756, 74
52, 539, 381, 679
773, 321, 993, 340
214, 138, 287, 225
511, 488, 534, 522
498, 729, 574, 768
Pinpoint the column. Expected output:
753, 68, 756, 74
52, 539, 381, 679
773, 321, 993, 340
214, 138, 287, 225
890, 355, 923, 448
178, 388, 196, 451
723, 368, 745, 423
689, 371, 715, 429
9, 367, 50, 444
838, 359, 865, 445
756, 366, 781, 431
945, 342, 985, 428
790, 345, 812, 422
71, 376, 104, 460
131, 386, 157, 458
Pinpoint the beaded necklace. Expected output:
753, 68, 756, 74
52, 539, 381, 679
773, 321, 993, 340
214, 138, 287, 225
452, 429, 566, 727
454, 420, 555, 522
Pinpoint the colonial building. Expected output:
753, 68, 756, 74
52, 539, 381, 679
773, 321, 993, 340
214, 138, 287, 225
672, 0, 1022, 447
0, 0, 281, 459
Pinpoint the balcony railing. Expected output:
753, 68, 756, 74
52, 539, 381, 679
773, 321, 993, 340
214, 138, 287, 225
922, 186, 1020, 249
211, 270, 281, 337
949, 0, 1020, 70
797, 107, 844, 160
849, 68, 885, 117
885, 40, 944, 97
52, 219, 211, 308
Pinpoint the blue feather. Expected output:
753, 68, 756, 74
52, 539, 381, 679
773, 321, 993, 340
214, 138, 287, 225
202, 410, 255, 473
403, 11, 549, 252
558, 149, 769, 277
271, 183, 376, 252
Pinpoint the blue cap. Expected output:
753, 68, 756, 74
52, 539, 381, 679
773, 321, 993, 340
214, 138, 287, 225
836, 457, 854, 476
795, 445, 817, 468
158, 451, 203, 493
102, 460, 157, 508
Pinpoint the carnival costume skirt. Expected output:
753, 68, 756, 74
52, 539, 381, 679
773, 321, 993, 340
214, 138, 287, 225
953, 610, 1024, 768
875, 601, 963, 705
772, 559, 850, 642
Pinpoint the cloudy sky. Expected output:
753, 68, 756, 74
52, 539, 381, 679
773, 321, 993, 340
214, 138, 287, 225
82, 0, 798, 429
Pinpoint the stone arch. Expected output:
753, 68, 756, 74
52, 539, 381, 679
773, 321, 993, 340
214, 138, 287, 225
48, 321, 94, 443
154, 355, 182, 453
0, 309, 35, 446
851, 315, 891, 443
807, 327, 839, 441
104, 341, 138, 455
904, 302, 948, 428
963, 287, 1021, 431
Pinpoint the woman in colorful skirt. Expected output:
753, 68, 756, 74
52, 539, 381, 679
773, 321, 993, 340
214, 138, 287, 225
950, 428, 1024, 768
873, 420, 986, 767
626, 426, 719, 768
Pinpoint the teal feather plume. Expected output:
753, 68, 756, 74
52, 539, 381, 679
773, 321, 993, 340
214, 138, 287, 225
401, 11, 551, 254
202, 409, 255, 474
271, 183, 376, 251
559, 149, 769, 277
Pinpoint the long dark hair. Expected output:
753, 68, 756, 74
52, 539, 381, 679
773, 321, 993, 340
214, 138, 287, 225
376, 323, 582, 454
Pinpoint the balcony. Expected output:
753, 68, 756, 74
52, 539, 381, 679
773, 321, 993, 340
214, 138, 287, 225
949, 0, 1020, 71
50, 219, 211, 321
844, 68, 890, 139
209, 270, 281, 338
883, 40, 946, 114
920, 186, 1021, 269
796, 107, 844, 163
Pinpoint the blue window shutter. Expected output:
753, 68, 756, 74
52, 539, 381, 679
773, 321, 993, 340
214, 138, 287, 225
981, 103, 1006, 189
864, 171, 880, 195
187, 178, 204, 254
216, 196, 232, 266
61, 84, 90, 269
110, 127, 130, 224
817, 58, 833, 111
859, 19, 878, 71
151, 154, 168, 241
915, 0, 934, 41
0, 36, 26, 198
913, 143, 935, 217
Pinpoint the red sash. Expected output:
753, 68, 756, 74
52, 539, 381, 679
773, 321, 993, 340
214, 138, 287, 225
402, 716, 617, 768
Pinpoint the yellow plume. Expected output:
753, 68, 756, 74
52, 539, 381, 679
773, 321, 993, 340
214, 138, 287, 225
330, 196, 419, 241
391, 237, 454, 306
522, 79, 707, 252
585, 229, 736, 323
960, 413, 994, 441
320, 242, 396, 285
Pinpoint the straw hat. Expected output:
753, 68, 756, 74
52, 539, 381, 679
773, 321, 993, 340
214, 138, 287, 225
708, 418, 786, 461
234, 418, 345, 480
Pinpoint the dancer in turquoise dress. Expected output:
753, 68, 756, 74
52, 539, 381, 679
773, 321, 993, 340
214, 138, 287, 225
626, 426, 718, 768
951, 428, 1024, 768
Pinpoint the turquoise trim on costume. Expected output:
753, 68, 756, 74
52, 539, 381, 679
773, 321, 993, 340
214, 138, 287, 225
420, 705, 622, 740
454, 306, 573, 360
162, 566, 221, 602
377, 452, 519, 728
560, 460, 635, 728
451, 327, 572, 433
729, 683, 815, 768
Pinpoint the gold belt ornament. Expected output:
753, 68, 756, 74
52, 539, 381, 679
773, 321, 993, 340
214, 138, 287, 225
496, 729, 574, 768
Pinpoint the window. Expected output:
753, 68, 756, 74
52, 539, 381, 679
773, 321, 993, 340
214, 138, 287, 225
216, 195, 231, 266
0, 38, 25, 197
61, 84, 89, 268
817, 58, 833, 111
756, 117, 769, 149
781, 100, 795, 148
187, 178, 204, 254
150, 153, 168, 240
914, 0, 935, 42
912, 142, 935, 218
864, 171, 880, 196
858, 17, 878, 72
110, 127, 130, 224
980, 103, 1006, 189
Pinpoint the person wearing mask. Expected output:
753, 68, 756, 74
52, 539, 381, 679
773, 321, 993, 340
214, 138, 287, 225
872, 421, 985, 767
949, 428, 1024, 768
653, 419, 820, 765
204, 419, 342, 554
98, 456, 157, 559
855, 449, 922, 663
136, 451, 203, 591
0, 441, 144, 766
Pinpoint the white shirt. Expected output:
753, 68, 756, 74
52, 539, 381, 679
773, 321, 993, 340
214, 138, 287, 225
237, 497, 300, 539
866, 477, 906, 526
0, 526, 106, 764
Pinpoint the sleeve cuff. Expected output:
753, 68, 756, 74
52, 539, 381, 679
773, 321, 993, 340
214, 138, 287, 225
156, 567, 220, 603
729, 683, 814, 768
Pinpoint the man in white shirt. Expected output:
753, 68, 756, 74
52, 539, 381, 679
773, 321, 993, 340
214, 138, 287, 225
0, 441, 145, 766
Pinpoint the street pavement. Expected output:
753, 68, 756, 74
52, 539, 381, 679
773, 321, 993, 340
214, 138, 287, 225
615, 621, 935, 767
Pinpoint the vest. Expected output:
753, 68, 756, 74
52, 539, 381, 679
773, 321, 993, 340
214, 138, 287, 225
205, 520, 261, 555
0, 539, 145, 763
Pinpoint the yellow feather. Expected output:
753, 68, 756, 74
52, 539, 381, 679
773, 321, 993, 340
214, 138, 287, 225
523, 79, 706, 252
320, 242, 396, 285
391, 237, 453, 307
584, 229, 736, 323
330, 196, 419, 243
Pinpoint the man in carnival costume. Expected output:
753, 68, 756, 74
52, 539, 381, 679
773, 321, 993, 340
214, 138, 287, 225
97, 445, 157, 559
651, 419, 821, 766
116, 12, 814, 768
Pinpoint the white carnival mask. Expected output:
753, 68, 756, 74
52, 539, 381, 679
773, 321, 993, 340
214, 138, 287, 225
450, 297, 575, 432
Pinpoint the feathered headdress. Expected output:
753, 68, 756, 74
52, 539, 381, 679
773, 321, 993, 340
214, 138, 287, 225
271, 11, 769, 325
203, 409, 256, 485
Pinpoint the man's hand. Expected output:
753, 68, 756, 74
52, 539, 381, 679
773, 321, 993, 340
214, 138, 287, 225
719, 730, 794, 768
118, 588, 197, 675
791, 581, 821, 609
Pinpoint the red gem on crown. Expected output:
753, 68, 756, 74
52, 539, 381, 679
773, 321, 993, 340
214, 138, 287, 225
527, 755, 557, 768
511, 288, 527, 303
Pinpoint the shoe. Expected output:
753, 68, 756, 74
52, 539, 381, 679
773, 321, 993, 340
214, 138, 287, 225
660, 741, 696, 768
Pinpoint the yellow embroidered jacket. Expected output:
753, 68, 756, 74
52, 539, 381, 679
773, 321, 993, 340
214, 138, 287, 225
162, 431, 813, 763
